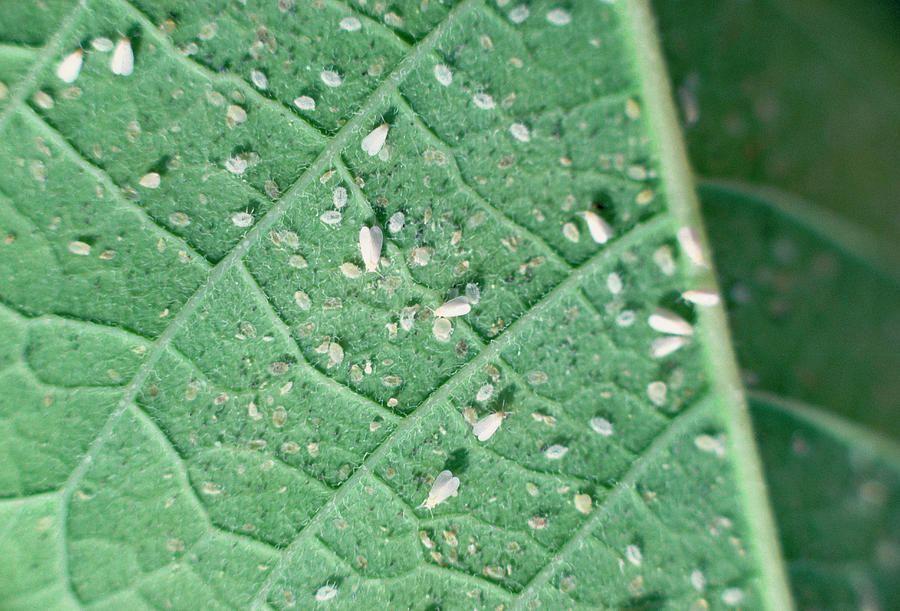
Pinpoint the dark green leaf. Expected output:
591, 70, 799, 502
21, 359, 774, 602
701, 181, 900, 610
701, 181, 900, 437
654, 0, 900, 244
750, 394, 900, 611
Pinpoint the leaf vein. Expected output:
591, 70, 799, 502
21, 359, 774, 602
236, 261, 401, 425
201, 442, 335, 497
23, 313, 154, 347
336, 157, 646, 474
54, 1, 485, 568
115, 0, 332, 146
0, 489, 60, 507
510, 394, 714, 608
418, 511, 552, 555
365, 471, 420, 517
247, 213, 670, 607
0, 42, 41, 58
391, 91, 575, 269
0, 0, 87, 134
335, 156, 566, 413
17, 105, 216, 269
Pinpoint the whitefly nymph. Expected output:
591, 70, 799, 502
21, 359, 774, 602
315, 584, 338, 602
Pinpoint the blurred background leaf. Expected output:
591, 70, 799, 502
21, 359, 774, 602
697, 178, 900, 609
699, 183, 900, 610
700, 182, 900, 437
750, 393, 900, 611
654, 0, 900, 244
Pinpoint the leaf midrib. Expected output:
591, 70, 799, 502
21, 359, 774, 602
621, 2, 794, 608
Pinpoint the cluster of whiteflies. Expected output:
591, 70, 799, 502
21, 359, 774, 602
56, 37, 134, 83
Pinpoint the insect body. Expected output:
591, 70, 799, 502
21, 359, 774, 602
648, 308, 693, 336
361, 123, 389, 156
420, 470, 460, 509
651, 335, 689, 358
56, 50, 83, 83
472, 411, 506, 441
682, 288, 720, 306
315, 584, 338, 601
677, 226, 707, 267
433, 296, 471, 318
358, 226, 383, 272
111, 38, 133, 76
579, 210, 614, 244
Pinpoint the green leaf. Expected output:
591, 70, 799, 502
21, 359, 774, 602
700, 181, 900, 437
654, 0, 900, 244
749, 396, 900, 611
700, 181, 900, 609
0, 1, 789, 609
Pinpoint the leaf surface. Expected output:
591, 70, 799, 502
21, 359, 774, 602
0, 1, 788, 609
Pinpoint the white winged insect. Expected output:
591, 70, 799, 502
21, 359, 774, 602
56, 49, 83, 83
682, 288, 720, 306
358, 225, 383, 272
419, 470, 460, 510
361, 123, 389, 156
433, 296, 471, 318
648, 308, 694, 336
111, 37, 133, 76
579, 210, 614, 244
651, 335, 689, 358
472, 411, 506, 442
677, 225, 707, 267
